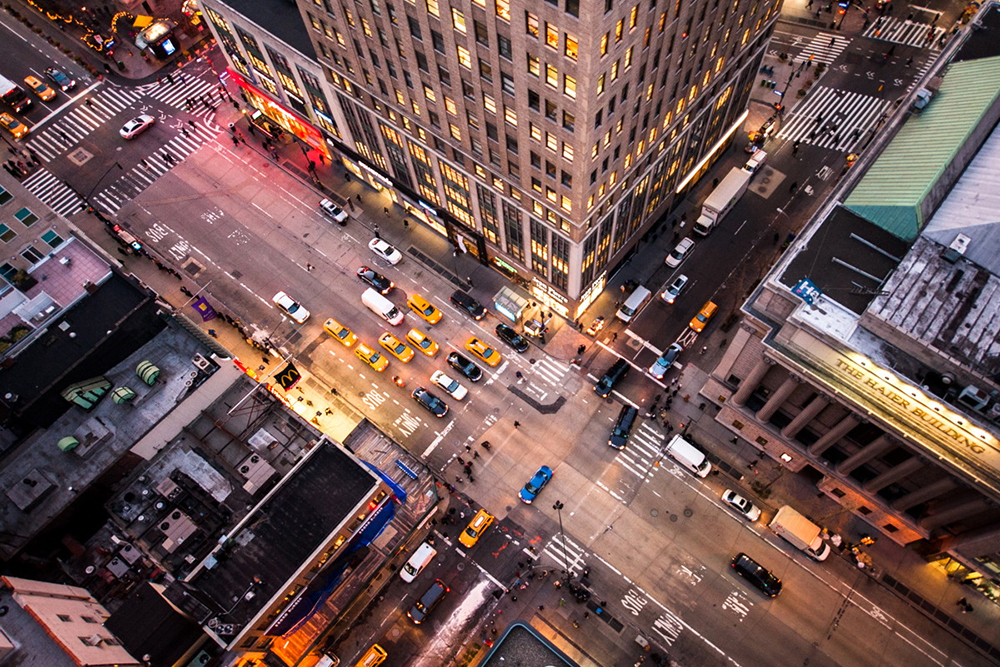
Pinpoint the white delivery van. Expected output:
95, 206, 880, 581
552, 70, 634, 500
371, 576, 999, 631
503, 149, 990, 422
616, 285, 652, 322
400, 541, 437, 582
361, 288, 404, 325
664, 434, 712, 477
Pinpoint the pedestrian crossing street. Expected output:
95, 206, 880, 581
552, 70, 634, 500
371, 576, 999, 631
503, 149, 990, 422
789, 33, 851, 66
90, 122, 222, 215
20, 169, 85, 218
775, 85, 890, 153
862, 17, 945, 49
598, 421, 665, 504
25, 71, 222, 163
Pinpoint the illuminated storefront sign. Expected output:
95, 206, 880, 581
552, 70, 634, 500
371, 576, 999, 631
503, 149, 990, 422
782, 327, 1000, 492
229, 70, 325, 152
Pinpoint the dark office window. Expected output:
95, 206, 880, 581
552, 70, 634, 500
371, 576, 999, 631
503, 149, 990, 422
407, 15, 422, 39
431, 30, 445, 53
528, 89, 540, 110
498, 34, 512, 60
565, 0, 579, 17
475, 20, 489, 45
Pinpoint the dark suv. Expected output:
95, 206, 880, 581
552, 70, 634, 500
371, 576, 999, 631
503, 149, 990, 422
730, 553, 782, 598
594, 359, 629, 398
447, 351, 483, 382
608, 405, 638, 450
495, 322, 529, 353
450, 290, 487, 320
407, 579, 449, 624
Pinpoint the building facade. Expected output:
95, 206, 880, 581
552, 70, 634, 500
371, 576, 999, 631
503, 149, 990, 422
199, 0, 779, 316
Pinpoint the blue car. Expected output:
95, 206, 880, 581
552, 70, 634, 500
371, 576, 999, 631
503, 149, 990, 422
519, 465, 553, 504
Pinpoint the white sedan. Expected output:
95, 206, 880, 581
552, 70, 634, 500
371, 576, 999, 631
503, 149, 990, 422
120, 114, 155, 139
665, 237, 694, 268
369, 238, 403, 265
272, 291, 310, 324
430, 370, 468, 400
721, 489, 761, 522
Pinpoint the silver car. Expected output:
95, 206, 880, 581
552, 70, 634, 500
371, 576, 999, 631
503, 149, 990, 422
661, 274, 689, 304
721, 489, 762, 522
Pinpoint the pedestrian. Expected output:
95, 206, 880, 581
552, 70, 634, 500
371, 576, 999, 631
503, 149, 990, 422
383, 206, 389, 215
538, 604, 545, 611
188, 120, 196, 129
59, 130, 70, 143
163, 152, 174, 164
207, 329, 218, 338
85, 98, 93, 108
306, 262, 314, 271
577, 344, 586, 355
141, 159, 150, 169
481, 441, 491, 451
611, 332, 618, 342
584, 611, 590, 619
231, 135, 239, 146
789, 181, 799, 193
515, 371, 523, 381
180, 128, 188, 137
830, 37, 835, 47
514, 421, 521, 429
730, 437, 738, 444
700, 345, 708, 355
457, 456, 465, 465
957, 597, 968, 607
455, 476, 463, 483
356, 193, 362, 203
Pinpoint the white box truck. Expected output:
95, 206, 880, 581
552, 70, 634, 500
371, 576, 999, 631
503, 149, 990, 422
664, 434, 712, 477
693, 167, 752, 236
769, 505, 831, 561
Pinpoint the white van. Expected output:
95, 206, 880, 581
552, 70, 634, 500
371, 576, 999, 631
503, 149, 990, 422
361, 288, 404, 325
664, 434, 712, 477
400, 542, 437, 583
616, 285, 652, 322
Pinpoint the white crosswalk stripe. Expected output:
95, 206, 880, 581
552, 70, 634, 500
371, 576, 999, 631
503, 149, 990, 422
26, 85, 143, 162
613, 422, 663, 480
91, 124, 220, 215
862, 17, 944, 49
143, 71, 224, 112
530, 357, 571, 387
793, 33, 851, 66
19, 169, 86, 217
776, 85, 890, 152
541, 534, 588, 575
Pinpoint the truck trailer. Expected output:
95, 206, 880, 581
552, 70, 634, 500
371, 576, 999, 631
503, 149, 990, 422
768, 505, 831, 561
693, 167, 751, 235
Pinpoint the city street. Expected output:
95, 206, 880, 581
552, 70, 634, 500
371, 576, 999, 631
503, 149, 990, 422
3, 0, 998, 663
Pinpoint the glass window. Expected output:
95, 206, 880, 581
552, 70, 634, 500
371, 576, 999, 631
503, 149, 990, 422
600, 32, 609, 55
563, 74, 576, 99
0, 186, 12, 205
496, 0, 511, 21
423, 84, 436, 102
426, 0, 440, 17
501, 72, 515, 95
452, 7, 466, 33
0, 224, 15, 243
545, 23, 558, 49
525, 11, 539, 37
21, 245, 44, 264
483, 92, 496, 113
14, 208, 38, 227
498, 34, 512, 60
546, 132, 558, 151
527, 54, 540, 76
449, 123, 462, 140
504, 106, 517, 126
546, 64, 558, 87
565, 34, 578, 60
457, 45, 472, 68
474, 19, 488, 44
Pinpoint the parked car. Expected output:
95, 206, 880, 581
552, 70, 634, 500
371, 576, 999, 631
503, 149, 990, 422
319, 198, 348, 225
665, 237, 694, 268
44, 67, 75, 91
730, 552, 781, 597
495, 322, 529, 353
430, 370, 468, 400
272, 291, 310, 323
356, 266, 393, 294
518, 465, 553, 504
447, 351, 483, 382
120, 114, 155, 140
412, 387, 449, 417
369, 238, 403, 264
450, 290, 487, 320
407, 579, 449, 624
661, 274, 689, 304
648, 343, 683, 380
721, 490, 762, 522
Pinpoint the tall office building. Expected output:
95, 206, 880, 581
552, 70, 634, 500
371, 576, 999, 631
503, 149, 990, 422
201, 0, 779, 315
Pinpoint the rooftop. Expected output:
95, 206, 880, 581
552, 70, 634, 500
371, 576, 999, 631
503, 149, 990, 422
217, 0, 316, 61
480, 622, 578, 667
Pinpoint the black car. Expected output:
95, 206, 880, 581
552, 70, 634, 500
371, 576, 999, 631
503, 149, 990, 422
450, 290, 487, 320
447, 351, 483, 382
495, 322, 529, 353
730, 553, 782, 598
412, 387, 449, 417
356, 266, 393, 294
44, 67, 75, 91
594, 359, 629, 398
407, 579, 449, 624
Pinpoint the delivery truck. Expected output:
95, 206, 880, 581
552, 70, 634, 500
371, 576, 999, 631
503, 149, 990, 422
769, 505, 831, 561
693, 167, 752, 236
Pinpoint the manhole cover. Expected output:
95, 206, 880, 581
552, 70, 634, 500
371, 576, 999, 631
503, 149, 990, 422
670, 514, 678, 522
683, 508, 693, 517
650, 509, 659, 517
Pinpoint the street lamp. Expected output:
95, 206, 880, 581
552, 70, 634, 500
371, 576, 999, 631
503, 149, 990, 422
84, 160, 123, 214
552, 500, 572, 586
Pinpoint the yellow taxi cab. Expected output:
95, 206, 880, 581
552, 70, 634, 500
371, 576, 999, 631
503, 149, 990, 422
378, 332, 415, 362
405, 328, 439, 357
354, 644, 387, 667
24, 75, 56, 101
459, 509, 494, 548
323, 317, 357, 347
688, 300, 718, 333
465, 337, 502, 367
355, 342, 389, 371
407, 293, 442, 324
0, 113, 29, 139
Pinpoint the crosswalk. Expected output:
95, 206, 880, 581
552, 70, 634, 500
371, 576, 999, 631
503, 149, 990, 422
541, 532, 589, 576
26, 86, 141, 162
596, 421, 666, 503
789, 33, 851, 66
530, 357, 572, 388
775, 85, 890, 152
19, 169, 86, 217
135, 70, 226, 113
90, 121, 221, 215
862, 17, 945, 48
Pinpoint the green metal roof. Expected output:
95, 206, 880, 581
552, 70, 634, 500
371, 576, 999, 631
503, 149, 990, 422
844, 55, 1000, 241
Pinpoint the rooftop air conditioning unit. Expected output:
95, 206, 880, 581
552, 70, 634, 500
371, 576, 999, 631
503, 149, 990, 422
192, 353, 211, 370
942, 234, 971, 263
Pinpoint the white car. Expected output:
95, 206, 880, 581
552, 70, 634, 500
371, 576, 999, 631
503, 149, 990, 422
319, 198, 348, 225
721, 489, 761, 522
119, 114, 155, 139
665, 237, 694, 268
430, 370, 468, 400
369, 238, 403, 265
661, 274, 689, 304
272, 291, 310, 323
